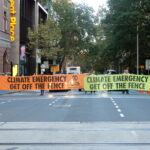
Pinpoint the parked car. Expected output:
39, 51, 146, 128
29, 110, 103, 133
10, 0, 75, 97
104, 69, 118, 92
105, 69, 117, 75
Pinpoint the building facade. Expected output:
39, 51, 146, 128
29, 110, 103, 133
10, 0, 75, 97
0, 0, 12, 75
6, 0, 48, 76
19, 0, 48, 75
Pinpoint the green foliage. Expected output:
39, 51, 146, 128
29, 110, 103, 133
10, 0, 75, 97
28, 0, 150, 74
28, 0, 103, 73
28, 16, 62, 59
52, 0, 97, 71
38, 0, 48, 6
98, 0, 150, 73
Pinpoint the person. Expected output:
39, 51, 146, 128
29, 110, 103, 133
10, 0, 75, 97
85, 73, 96, 94
122, 69, 129, 94
40, 72, 44, 96
90, 91, 96, 94
41, 88, 44, 96
122, 89, 129, 94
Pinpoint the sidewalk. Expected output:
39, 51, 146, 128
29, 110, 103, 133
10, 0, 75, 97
0, 122, 150, 150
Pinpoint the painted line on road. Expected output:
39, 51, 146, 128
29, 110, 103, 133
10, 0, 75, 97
117, 109, 122, 112
48, 96, 62, 107
110, 97, 114, 101
120, 113, 125, 118
49, 101, 56, 106
115, 105, 119, 109
110, 97, 125, 119
49, 98, 59, 106
113, 102, 117, 106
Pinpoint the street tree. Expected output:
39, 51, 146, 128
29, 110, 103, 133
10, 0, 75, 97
38, 0, 47, 6
52, 0, 96, 72
99, 0, 150, 73
28, 0, 103, 73
28, 16, 62, 60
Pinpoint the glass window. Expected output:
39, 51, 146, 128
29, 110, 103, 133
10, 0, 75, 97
4, 11, 8, 32
4, 0, 8, 8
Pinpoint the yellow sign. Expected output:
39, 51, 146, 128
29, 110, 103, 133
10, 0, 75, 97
84, 74, 150, 91
10, 0, 16, 42
12, 64, 18, 76
51, 65, 60, 72
140, 65, 144, 69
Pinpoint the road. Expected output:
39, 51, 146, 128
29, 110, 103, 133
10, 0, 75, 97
0, 90, 150, 149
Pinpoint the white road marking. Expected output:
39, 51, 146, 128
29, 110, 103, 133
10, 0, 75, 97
115, 105, 119, 109
117, 109, 122, 112
110, 97, 125, 118
120, 113, 125, 118
110, 97, 113, 101
48, 96, 62, 106
113, 103, 117, 106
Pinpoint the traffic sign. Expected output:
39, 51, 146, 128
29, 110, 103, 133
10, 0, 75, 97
146, 59, 150, 70
51, 65, 60, 72
139, 65, 144, 69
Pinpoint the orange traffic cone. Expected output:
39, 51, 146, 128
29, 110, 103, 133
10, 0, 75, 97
147, 91, 150, 94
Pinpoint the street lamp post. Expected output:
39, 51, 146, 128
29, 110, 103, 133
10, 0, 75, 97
137, 25, 139, 74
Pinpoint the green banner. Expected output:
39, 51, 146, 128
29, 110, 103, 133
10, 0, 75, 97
84, 74, 150, 91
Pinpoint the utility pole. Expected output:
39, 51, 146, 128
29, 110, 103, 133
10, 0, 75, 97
137, 25, 139, 74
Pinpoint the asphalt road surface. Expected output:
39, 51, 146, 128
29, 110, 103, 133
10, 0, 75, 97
0, 90, 150, 149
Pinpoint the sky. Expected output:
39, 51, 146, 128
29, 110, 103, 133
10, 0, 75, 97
72, 0, 108, 12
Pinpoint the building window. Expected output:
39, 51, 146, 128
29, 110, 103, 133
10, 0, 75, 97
4, 0, 8, 8
4, 11, 8, 32
3, 51, 8, 74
